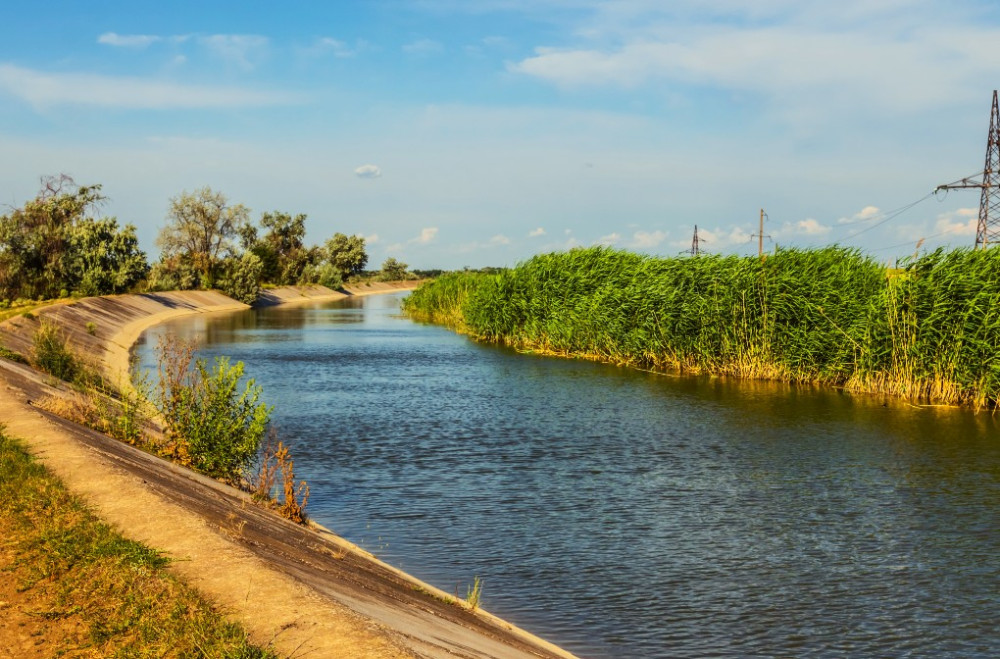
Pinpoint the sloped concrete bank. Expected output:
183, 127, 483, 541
0, 285, 578, 659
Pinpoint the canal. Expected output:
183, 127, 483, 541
136, 292, 1000, 658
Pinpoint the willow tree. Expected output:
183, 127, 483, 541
157, 187, 250, 288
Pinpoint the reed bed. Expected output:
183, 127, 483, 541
403, 246, 1000, 410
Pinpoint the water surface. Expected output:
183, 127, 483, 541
136, 293, 1000, 658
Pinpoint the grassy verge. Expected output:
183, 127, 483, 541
0, 298, 74, 324
403, 246, 1000, 410
0, 428, 276, 658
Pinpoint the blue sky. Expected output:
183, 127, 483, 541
2, 0, 999, 269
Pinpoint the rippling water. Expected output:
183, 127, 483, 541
136, 292, 1000, 658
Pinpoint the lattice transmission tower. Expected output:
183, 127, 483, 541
689, 225, 703, 256
935, 90, 1000, 249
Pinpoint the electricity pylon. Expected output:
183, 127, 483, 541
935, 90, 1000, 249
689, 225, 703, 256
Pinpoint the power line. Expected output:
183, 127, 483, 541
868, 229, 955, 253
842, 192, 936, 239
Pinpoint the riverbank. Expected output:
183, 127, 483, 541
0, 284, 577, 659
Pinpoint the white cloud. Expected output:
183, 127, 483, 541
508, 10, 999, 114
307, 37, 367, 58
365, 233, 380, 245
98, 32, 161, 48
933, 208, 978, 236
354, 164, 382, 179
629, 229, 667, 248
528, 227, 546, 237
458, 233, 515, 252
414, 227, 439, 244
775, 217, 831, 237
595, 232, 621, 246
838, 205, 881, 224
200, 34, 269, 70
0, 64, 296, 109
403, 39, 444, 55
855, 205, 880, 220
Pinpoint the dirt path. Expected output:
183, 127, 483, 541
0, 285, 577, 659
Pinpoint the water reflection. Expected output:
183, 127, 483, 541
136, 293, 1000, 658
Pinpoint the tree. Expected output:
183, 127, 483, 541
260, 211, 307, 284
0, 176, 148, 301
65, 218, 149, 296
220, 252, 264, 304
325, 233, 368, 280
379, 257, 409, 282
157, 187, 249, 288
260, 211, 306, 255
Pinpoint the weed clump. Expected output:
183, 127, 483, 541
154, 336, 271, 483
252, 431, 310, 524
32, 320, 80, 382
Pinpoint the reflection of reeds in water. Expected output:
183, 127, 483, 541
403, 246, 1000, 410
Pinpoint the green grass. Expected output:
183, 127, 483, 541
0, 428, 277, 658
0, 297, 74, 324
403, 246, 1000, 410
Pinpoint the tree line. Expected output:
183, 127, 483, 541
0, 176, 414, 306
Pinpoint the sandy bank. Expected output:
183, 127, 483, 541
0, 285, 577, 659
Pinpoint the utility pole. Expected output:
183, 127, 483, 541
751, 208, 770, 259
935, 90, 1000, 249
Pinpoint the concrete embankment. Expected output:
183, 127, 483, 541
0, 284, 578, 659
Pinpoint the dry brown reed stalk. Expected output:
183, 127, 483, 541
250, 428, 280, 504
275, 442, 310, 524
249, 431, 310, 525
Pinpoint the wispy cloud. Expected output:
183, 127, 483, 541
414, 227, 439, 244
458, 233, 514, 252
629, 229, 667, 248
403, 38, 444, 55
774, 218, 831, 238
507, 4, 999, 115
0, 64, 297, 109
98, 32, 161, 48
354, 164, 382, 179
528, 227, 546, 237
837, 205, 881, 224
933, 208, 977, 236
305, 37, 368, 58
200, 34, 269, 70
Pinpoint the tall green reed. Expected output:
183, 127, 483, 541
404, 246, 1000, 410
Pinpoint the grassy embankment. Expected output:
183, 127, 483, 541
0, 428, 275, 657
403, 246, 1000, 410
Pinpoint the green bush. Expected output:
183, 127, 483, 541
155, 338, 272, 483
298, 261, 343, 289
32, 321, 79, 382
221, 252, 263, 304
